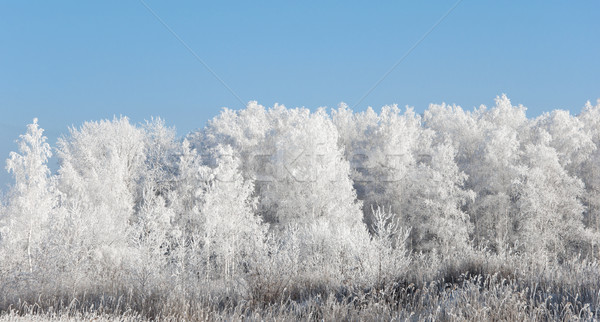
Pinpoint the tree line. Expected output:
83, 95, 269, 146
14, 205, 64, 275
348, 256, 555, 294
1, 95, 599, 313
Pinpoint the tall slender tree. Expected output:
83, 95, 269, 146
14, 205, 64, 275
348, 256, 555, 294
4, 119, 54, 274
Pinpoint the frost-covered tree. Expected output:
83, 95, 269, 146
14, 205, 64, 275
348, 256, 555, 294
468, 95, 531, 252
425, 95, 530, 253
200, 102, 373, 284
332, 104, 421, 223
578, 101, 600, 234
168, 139, 211, 238
200, 146, 267, 279
423, 103, 482, 167
332, 104, 390, 202
2, 118, 54, 274
401, 142, 474, 253
334, 104, 473, 255
369, 206, 411, 285
534, 110, 595, 176
516, 130, 590, 262
131, 118, 179, 248
55, 117, 147, 277
166, 140, 267, 281
127, 118, 180, 291
136, 118, 180, 209
575, 100, 600, 258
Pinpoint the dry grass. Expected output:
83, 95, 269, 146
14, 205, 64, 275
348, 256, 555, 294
2, 253, 599, 321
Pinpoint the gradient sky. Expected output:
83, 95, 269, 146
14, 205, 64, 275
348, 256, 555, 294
1, 1, 599, 189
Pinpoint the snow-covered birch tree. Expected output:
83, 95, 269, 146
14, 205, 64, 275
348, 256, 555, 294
3, 118, 54, 275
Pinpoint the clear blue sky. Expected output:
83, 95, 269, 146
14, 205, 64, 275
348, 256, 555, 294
1, 1, 599, 189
